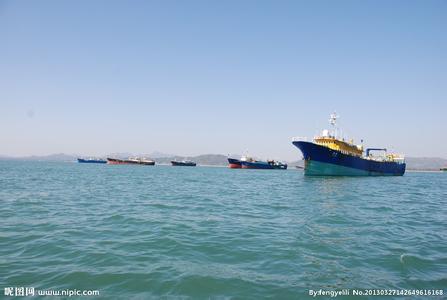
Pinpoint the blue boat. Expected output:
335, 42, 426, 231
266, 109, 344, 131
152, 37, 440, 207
292, 113, 406, 176
77, 158, 107, 164
171, 160, 197, 166
241, 160, 287, 170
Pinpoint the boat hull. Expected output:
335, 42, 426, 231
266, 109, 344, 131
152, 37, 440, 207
77, 158, 107, 164
107, 158, 155, 165
292, 141, 405, 176
228, 158, 242, 168
171, 161, 196, 166
241, 161, 287, 170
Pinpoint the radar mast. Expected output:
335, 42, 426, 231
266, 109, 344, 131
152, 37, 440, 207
329, 112, 339, 138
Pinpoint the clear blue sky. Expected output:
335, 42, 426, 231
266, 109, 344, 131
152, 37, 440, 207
1, 0, 446, 160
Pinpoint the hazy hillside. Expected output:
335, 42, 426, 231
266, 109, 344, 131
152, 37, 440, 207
155, 154, 228, 166
405, 157, 447, 170
0, 153, 77, 162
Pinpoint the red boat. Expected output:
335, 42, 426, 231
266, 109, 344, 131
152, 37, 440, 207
107, 157, 155, 165
228, 158, 242, 168
228, 156, 256, 168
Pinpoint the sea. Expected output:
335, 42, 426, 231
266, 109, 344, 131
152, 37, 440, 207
1, 161, 446, 299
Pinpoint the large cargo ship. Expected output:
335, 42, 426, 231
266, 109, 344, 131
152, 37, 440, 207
77, 158, 107, 164
292, 113, 406, 176
171, 160, 196, 166
107, 157, 155, 165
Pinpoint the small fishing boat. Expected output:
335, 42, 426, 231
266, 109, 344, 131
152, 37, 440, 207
241, 159, 287, 170
171, 160, 196, 166
228, 156, 255, 168
77, 158, 107, 164
107, 157, 155, 165
228, 158, 241, 168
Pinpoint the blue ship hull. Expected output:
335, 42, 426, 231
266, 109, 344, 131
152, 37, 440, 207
171, 161, 196, 166
241, 161, 287, 170
77, 158, 107, 164
292, 141, 405, 176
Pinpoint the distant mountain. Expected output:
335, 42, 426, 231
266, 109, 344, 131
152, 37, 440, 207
193, 154, 228, 165
287, 160, 305, 168
105, 151, 174, 159
105, 152, 133, 159
148, 151, 174, 158
405, 157, 447, 171
155, 154, 228, 166
0, 153, 77, 162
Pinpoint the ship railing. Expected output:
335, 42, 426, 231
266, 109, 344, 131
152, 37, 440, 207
390, 154, 406, 163
366, 154, 405, 163
292, 136, 308, 142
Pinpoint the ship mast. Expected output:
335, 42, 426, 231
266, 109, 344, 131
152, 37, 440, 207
329, 112, 339, 138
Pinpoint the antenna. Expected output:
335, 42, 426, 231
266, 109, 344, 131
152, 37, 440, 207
329, 112, 339, 126
329, 112, 339, 137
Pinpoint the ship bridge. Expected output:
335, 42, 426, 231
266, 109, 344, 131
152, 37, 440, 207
314, 113, 363, 157
314, 136, 363, 157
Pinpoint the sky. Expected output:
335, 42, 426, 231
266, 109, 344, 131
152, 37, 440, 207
0, 0, 446, 161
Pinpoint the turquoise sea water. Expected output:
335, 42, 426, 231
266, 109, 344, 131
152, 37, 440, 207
1, 161, 446, 299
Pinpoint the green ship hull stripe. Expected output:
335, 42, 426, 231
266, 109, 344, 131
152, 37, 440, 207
305, 160, 400, 176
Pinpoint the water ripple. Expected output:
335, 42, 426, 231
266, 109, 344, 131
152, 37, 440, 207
1, 161, 446, 298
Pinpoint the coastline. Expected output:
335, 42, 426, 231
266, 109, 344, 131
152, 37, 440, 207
1, 159, 446, 172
